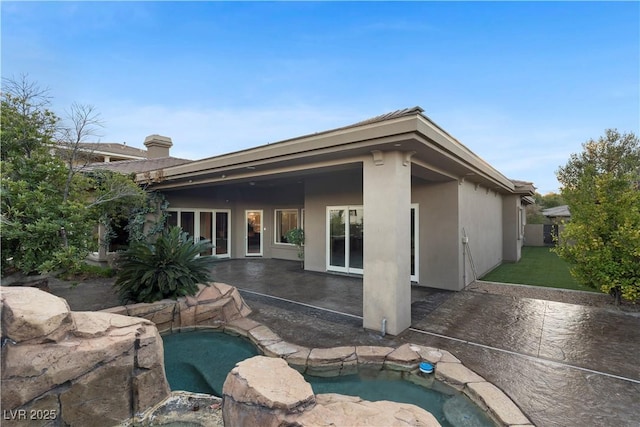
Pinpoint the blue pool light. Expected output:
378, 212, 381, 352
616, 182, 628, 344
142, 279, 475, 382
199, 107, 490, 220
419, 362, 434, 374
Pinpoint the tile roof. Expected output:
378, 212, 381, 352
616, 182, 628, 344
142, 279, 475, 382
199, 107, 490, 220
77, 142, 147, 157
349, 106, 425, 127
542, 205, 571, 217
84, 157, 192, 174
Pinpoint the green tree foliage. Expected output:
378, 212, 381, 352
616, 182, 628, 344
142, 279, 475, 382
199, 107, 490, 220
555, 129, 640, 303
113, 226, 214, 303
1, 76, 146, 275
1, 77, 57, 160
527, 192, 566, 224
285, 228, 305, 266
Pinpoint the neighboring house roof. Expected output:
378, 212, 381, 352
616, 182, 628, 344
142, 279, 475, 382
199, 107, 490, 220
84, 157, 192, 174
542, 205, 571, 218
138, 106, 536, 198
76, 143, 148, 160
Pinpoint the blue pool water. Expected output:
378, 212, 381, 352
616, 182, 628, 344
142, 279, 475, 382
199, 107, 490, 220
163, 330, 259, 397
163, 330, 494, 427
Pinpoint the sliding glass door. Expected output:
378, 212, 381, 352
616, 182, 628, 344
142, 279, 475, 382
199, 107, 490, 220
167, 209, 230, 258
327, 206, 363, 274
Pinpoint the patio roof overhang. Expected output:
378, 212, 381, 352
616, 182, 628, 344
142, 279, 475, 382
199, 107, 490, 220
138, 109, 523, 195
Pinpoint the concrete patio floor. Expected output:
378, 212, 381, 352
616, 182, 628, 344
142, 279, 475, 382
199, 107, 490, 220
48, 258, 640, 426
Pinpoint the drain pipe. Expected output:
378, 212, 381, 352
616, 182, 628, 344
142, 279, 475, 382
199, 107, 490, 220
381, 318, 387, 337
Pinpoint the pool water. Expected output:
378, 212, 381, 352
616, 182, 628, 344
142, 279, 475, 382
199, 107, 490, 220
163, 331, 495, 427
163, 330, 259, 397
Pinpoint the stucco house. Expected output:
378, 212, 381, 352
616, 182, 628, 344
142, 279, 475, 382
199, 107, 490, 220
138, 107, 535, 335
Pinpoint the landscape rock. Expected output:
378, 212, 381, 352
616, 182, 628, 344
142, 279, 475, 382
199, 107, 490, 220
222, 356, 315, 427
466, 382, 531, 425
1, 286, 74, 343
222, 355, 441, 427
307, 346, 357, 376
385, 343, 422, 371
435, 362, 485, 391
298, 393, 442, 427
97, 282, 252, 333
0, 286, 170, 425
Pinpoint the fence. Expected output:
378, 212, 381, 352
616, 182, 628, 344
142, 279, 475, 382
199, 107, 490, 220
524, 224, 565, 247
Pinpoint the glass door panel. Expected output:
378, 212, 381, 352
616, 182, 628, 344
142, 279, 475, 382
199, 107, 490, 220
199, 212, 213, 256
216, 211, 229, 257
411, 204, 419, 282
349, 208, 364, 271
329, 209, 346, 268
180, 211, 195, 238
246, 210, 262, 256
167, 211, 178, 228
327, 206, 363, 274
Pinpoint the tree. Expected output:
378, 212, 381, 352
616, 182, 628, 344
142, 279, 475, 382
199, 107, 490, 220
0, 75, 57, 160
1, 76, 147, 276
526, 192, 566, 224
555, 129, 640, 303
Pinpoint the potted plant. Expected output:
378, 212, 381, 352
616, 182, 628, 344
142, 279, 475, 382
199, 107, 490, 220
285, 228, 305, 269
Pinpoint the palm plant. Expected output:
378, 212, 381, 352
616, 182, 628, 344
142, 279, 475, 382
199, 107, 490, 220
114, 226, 214, 303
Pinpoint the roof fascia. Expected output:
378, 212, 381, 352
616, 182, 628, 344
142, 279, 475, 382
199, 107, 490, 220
149, 156, 365, 190
414, 116, 515, 192
144, 116, 419, 181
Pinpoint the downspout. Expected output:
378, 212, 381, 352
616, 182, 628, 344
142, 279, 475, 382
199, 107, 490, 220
381, 318, 387, 337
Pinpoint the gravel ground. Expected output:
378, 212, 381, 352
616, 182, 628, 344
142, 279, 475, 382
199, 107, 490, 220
467, 280, 639, 313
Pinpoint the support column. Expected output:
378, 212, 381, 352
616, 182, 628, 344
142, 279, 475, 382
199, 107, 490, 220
363, 150, 412, 335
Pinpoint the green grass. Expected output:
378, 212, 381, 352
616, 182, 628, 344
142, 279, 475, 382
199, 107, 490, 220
480, 246, 596, 292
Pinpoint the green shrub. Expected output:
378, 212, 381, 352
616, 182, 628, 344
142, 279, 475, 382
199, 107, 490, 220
114, 226, 214, 303
285, 228, 305, 265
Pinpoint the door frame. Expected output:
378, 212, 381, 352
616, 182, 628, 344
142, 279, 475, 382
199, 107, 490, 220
245, 209, 264, 257
326, 205, 364, 275
411, 204, 419, 283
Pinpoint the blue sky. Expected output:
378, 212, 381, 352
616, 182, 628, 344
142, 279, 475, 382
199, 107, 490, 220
2, 1, 639, 194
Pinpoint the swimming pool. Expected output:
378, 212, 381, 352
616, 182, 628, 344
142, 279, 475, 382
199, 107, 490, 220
163, 330, 495, 427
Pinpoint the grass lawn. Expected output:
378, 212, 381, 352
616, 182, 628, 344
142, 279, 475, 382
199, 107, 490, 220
480, 246, 596, 292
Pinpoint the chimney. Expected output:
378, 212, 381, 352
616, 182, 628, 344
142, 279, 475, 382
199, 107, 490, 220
144, 134, 172, 159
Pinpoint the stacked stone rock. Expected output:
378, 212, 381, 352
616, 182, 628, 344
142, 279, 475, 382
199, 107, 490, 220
222, 355, 443, 426
102, 282, 252, 333
1, 287, 170, 427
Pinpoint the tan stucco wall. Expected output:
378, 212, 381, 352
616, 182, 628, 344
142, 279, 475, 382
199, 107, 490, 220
502, 195, 522, 262
303, 168, 363, 272
411, 180, 461, 291
459, 181, 504, 286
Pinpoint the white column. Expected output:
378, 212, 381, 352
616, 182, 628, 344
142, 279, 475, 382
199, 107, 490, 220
363, 150, 412, 335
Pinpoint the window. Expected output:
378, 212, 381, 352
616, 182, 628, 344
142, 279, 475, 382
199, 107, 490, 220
275, 209, 299, 244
